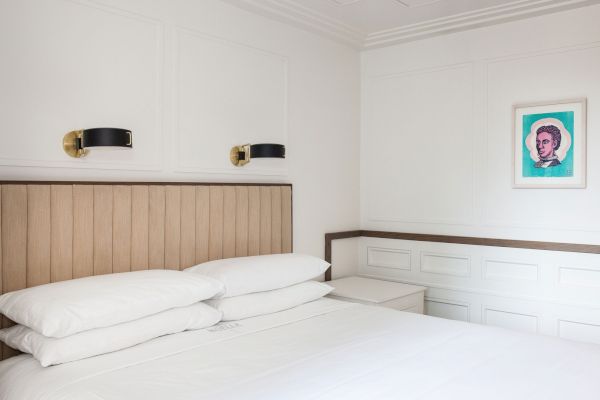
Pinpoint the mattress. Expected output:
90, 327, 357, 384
1, 298, 599, 400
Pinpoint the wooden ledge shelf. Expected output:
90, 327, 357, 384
324, 230, 600, 281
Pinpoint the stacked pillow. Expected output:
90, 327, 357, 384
0, 270, 223, 366
185, 254, 333, 321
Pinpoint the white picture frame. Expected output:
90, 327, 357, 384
512, 98, 587, 188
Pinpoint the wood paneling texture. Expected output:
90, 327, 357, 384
235, 186, 249, 257
50, 185, 74, 283
248, 187, 260, 256
93, 186, 113, 276
223, 187, 236, 259
259, 186, 272, 255
0, 182, 292, 360
209, 186, 224, 261
195, 187, 210, 264
26, 185, 50, 287
148, 186, 166, 269
73, 186, 94, 278
113, 186, 132, 274
131, 186, 149, 271
164, 186, 181, 270
1, 185, 27, 359
281, 186, 292, 253
180, 187, 196, 269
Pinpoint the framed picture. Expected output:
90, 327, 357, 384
513, 98, 587, 188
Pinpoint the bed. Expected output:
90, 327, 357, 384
1, 181, 600, 399
1, 298, 599, 399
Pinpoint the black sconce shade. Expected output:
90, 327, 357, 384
63, 128, 133, 158
230, 143, 286, 166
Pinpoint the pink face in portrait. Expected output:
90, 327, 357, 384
536, 131, 556, 159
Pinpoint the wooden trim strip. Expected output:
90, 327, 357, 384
0, 181, 291, 187
324, 230, 361, 281
324, 230, 600, 281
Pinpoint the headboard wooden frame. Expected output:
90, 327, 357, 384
0, 181, 292, 360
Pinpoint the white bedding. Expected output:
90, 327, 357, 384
1, 298, 599, 400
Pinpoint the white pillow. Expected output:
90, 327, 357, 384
205, 281, 333, 321
185, 254, 330, 298
0, 302, 221, 367
0, 270, 224, 338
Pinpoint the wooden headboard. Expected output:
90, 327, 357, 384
0, 181, 292, 360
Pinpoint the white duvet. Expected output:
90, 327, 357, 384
1, 298, 599, 400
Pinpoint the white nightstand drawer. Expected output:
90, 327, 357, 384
327, 276, 426, 314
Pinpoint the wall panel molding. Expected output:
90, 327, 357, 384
424, 297, 470, 322
173, 26, 288, 177
363, 37, 600, 236
364, 63, 476, 227
0, 0, 164, 172
366, 247, 411, 271
483, 306, 539, 334
558, 266, 600, 288
481, 40, 600, 233
483, 259, 539, 282
346, 233, 600, 344
420, 252, 471, 277
558, 319, 600, 345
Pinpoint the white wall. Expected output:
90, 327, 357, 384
0, 0, 361, 269
360, 5, 600, 342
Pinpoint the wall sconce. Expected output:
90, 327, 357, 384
230, 143, 286, 167
63, 128, 133, 158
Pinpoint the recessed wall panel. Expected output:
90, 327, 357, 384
484, 308, 538, 334
425, 299, 469, 322
421, 252, 470, 277
367, 247, 411, 270
363, 64, 474, 225
559, 320, 600, 345
176, 29, 287, 175
484, 260, 538, 282
0, 0, 162, 170
484, 45, 600, 231
559, 267, 600, 288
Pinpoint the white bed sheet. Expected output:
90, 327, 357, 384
1, 298, 599, 400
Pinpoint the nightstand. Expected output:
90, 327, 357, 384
327, 276, 426, 314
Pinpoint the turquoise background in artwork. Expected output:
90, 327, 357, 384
522, 111, 574, 177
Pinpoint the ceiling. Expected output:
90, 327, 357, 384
222, 0, 599, 48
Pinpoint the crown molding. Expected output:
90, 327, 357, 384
221, 0, 365, 48
364, 0, 598, 49
223, 0, 598, 50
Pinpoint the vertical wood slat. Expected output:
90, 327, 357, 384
51, 185, 73, 282
113, 186, 132, 273
248, 187, 260, 256
259, 187, 272, 255
26, 185, 51, 287
180, 186, 195, 269
2, 186, 28, 293
209, 186, 224, 260
195, 186, 210, 264
0, 186, 2, 297
281, 186, 292, 253
148, 186, 166, 269
2, 185, 27, 358
223, 186, 236, 259
235, 186, 249, 257
93, 186, 113, 275
131, 186, 149, 271
73, 185, 94, 278
0, 186, 3, 359
165, 186, 181, 270
271, 187, 282, 254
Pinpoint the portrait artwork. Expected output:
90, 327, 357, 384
513, 99, 586, 188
